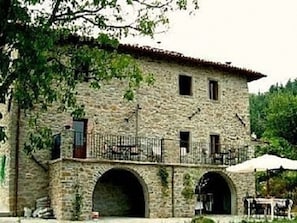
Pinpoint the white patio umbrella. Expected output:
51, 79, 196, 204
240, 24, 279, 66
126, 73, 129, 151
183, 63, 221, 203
226, 154, 297, 195
226, 154, 297, 173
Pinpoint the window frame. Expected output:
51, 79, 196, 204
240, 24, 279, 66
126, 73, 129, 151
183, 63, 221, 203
210, 134, 220, 154
179, 74, 193, 96
208, 79, 219, 101
180, 131, 190, 153
73, 119, 88, 147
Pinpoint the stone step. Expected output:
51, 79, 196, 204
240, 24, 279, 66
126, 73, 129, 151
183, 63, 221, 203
0, 212, 11, 217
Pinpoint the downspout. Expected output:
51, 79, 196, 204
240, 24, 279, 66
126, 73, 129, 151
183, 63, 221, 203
171, 166, 175, 217
14, 105, 20, 216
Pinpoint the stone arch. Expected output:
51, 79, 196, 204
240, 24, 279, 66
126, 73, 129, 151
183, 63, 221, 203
91, 166, 149, 217
195, 171, 237, 215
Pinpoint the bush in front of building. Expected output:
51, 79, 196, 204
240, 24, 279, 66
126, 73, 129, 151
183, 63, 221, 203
191, 216, 215, 223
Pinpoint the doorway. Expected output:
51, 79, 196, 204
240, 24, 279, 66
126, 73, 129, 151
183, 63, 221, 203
92, 168, 146, 217
73, 119, 87, 158
196, 172, 232, 215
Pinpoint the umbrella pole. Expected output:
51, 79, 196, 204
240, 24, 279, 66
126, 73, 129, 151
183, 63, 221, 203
254, 169, 257, 196
266, 169, 270, 197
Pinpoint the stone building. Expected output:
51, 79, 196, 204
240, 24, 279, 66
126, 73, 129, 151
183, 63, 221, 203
0, 44, 265, 220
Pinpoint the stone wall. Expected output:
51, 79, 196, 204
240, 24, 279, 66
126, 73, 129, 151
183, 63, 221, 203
48, 158, 254, 220
0, 105, 54, 215
0, 102, 10, 212
8, 55, 254, 217
93, 182, 131, 216
19, 55, 252, 146
71, 57, 251, 146
48, 161, 62, 219
0, 100, 18, 214
14, 112, 50, 215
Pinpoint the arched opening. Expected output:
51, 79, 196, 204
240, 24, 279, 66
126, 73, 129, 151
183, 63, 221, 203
92, 168, 146, 217
195, 172, 233, 215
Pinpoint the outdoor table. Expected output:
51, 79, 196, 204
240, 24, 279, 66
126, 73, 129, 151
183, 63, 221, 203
246, 197, 293, 220
114, 144, 138, 160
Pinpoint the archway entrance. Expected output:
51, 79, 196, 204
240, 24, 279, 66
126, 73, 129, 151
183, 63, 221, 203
196, 172, 232, 215
92, 168, 146, 217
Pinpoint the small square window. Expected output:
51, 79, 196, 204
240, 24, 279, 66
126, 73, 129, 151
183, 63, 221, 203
180, 131, 190, 153
209, 80, 218, 100
179, 75, 192, 96
210, 134, 220, 154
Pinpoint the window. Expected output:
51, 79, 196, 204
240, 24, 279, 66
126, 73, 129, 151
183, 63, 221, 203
209, 80, 218, 100
73, 120, 85, 146
210, 134, 220, 154
179, 75, 192, 96
72, 119, 88, 158
180, 131, 190, 153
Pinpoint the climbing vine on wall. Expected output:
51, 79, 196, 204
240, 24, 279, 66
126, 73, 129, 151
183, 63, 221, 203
0, 155, 6, 185
157, 166, 169, 196
181, 173, 194, 202
72, 182, 83, 220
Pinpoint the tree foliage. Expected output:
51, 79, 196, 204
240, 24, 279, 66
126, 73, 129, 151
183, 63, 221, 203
265, 92, 297, 145
249, 93, 268, 139
0, 0, 199, 151
250, 78, 297, 153
250, 78, 297, 200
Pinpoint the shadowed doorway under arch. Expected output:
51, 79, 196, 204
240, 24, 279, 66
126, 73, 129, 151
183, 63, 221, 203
196, 172, 232, 215
92, 168, 145, 217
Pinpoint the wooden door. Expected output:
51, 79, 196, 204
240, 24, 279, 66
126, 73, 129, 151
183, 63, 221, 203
73, 119, 88, 158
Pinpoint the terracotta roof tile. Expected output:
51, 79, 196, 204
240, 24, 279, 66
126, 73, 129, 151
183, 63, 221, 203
59, 35, 266, 82
118, 44, 266, 82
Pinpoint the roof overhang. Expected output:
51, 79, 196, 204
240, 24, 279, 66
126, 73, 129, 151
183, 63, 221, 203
58, 35, 266, 82
118, 44, 266, 82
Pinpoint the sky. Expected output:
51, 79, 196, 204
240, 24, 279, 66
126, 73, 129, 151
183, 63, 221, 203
122, 0, 297, 93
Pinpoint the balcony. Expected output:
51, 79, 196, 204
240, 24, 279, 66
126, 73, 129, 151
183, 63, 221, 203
52, 131, 251, 166
180, 141, 250, 165
86, 133, 163, 162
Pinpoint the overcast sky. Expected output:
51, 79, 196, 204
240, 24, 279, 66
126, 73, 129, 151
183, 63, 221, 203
122, 0, 297, 93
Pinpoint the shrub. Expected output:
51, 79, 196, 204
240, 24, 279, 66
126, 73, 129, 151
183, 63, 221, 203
191, 216, 215, 223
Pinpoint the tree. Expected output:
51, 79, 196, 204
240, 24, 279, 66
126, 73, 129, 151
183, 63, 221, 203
250, 79, 297, 156
0, 0, 199, 150
250, 80, 297, 201
249, 92, 268, 139
264, 92, 297, 145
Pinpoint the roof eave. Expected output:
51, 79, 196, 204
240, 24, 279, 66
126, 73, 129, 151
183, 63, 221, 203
118, 44, 266, 82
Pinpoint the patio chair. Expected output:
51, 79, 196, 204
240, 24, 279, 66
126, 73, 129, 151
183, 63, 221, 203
129, 146, 141, 161
151, 145, 162, 162
250, 199, 265, 218
274, 199, 291, 218
226, 149, 237, 165
212, 153, 223, 164
243, 197, 251, 215
99, 143, 110, 159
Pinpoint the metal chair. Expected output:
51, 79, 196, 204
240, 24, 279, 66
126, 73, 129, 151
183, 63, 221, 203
274, 199, 291, 218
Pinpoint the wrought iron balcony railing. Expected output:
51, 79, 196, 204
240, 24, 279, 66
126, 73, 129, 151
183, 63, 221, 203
52, 132, 251, 166
180, 141, 250, 165
86, 133, 163, 162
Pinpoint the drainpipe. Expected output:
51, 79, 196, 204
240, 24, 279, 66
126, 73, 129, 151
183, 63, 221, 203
14, 105, 20, 216
135, 104, 141, 144
171, 166, 175, 217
